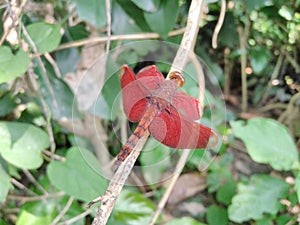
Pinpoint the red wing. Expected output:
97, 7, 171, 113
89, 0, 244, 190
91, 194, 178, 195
137, 65, 164, 90
120, 65, 149, 122
172, 92, 201, 121
149, 106, 218, 149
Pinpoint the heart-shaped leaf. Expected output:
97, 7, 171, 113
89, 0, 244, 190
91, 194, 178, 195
230, 118, 298, 171
26, 22, 62, 53
131, 0, 160, 12
0, 162, 11, 203
71, 0, 106, 29
0, 46, 30, 83
144, 0, 179, 38
47, 147, 107, 202
111, 190, 156, 225
0, 122, 49, 169
250, 46, 270, 74
228, 174, 289, 222
206, 205, 228, 225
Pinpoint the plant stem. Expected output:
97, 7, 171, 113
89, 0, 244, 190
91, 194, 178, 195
237, 22, 249, 113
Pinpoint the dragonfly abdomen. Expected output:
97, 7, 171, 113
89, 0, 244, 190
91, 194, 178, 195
113, 105, 159, 171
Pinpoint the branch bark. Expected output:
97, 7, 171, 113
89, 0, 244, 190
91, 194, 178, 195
90, 1, 207, 224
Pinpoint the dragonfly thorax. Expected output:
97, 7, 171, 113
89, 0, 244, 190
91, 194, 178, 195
149, 80, 178, 111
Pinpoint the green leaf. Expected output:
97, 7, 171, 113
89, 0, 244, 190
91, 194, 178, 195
230, 118, 298, 171
0, 219, 9, 225
216, 179, 236, 205
250, 46, 270, 74
16, 199, 58, 225
295, 172, 300, 204
0, 122, 49, 169
144, 0, 179, 38
26, 22, 62, 53
207, 154, 235, 195
139, 138, 172, 184
0, 92, 17, 117
219, 12, 239, 48
0, 161, 11, 203
228, 174, 289, 223
278, 5, 293, 20
71, 0, 106, 29
206, 205, 228, 225
131, 0, 160, 12
112, 2, 144, 34
256, 217, 274, 225
165, 217, 206, 225
0, 46, 30, 84
35, 58, 82, 119
47, 147, 108, 202
245, 0, 273, 12
112, 190, 156, 225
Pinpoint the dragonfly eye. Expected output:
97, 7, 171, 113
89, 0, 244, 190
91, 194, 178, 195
169, 71, 184, 87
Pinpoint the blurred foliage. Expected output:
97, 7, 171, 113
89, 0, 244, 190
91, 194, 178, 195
0, 0, 299, 224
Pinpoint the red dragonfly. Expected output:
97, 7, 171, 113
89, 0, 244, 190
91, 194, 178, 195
114, 64, 218, 170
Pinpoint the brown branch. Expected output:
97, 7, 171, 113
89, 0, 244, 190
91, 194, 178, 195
149, 150, 191, 225
22, 169, 48, 195
90, 130, 150, 225
105, 0, 111, 54
55, 28, 185, 52
150, 2, 206, 223
167, 1, 202, 76
90, 1, 207, 224
212, 0, 226, 49
50, 196, 74, 225
7, 191, 65, 203
237, 17, 250, 113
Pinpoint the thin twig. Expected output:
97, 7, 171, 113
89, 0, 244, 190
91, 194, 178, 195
57, 208, 94, 225
284, 50, 300, 73
50, 196, 74, 225
223, 47, 233, 97
191, 52, 205, 115
7, 192, 65, 203
260, 50, 284, 105
44, 53, 63, 78
22, 169, 48, 195
55, 28, 185, 52
105, 0, 111, 54
21, 23, 56, 155
237, 18, 250, 113
212, 0, 226, 49
10, 178, 37, 196
149, 150, 191, 225
42, 150, 66, 161
278, 92, 300, 123
90, 130, 150, 225
167, 1, 202, 76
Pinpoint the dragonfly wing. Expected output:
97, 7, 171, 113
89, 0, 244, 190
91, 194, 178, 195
149, 106, 218, 149
120, 65, 149, 122
137, 65, 164, 90
172, 92, 201, 121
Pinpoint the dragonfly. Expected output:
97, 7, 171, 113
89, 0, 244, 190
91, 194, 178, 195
113, 64, 218, 170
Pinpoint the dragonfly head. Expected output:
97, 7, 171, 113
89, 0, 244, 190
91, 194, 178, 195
168, 71, 185, 87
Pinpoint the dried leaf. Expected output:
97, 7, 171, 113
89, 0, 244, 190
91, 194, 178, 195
167, 172, 207, 205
